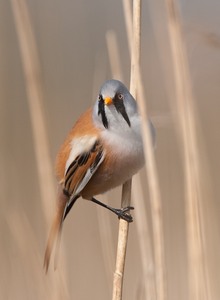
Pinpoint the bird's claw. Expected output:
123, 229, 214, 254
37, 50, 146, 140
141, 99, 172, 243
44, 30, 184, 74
115, 206, 134, 223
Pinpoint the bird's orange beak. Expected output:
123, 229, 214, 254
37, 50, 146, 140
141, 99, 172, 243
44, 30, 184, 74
104, 97, 113, 106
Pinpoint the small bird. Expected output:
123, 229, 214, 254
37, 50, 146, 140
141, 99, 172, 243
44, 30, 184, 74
44, 79, 155, 271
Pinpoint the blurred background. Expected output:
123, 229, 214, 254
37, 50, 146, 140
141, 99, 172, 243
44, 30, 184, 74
0, 0, 220, 299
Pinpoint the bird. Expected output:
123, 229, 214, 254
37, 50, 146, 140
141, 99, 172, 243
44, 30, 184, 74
44, 79, 155, 271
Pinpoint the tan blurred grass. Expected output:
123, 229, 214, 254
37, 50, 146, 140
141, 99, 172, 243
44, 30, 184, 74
9, 0, 68, 298
165, 0, 210, 299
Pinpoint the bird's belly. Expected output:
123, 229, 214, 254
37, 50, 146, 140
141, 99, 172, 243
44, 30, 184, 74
82, 135, 144, 198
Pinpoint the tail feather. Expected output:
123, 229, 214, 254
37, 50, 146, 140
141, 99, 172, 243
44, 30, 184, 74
44, 189, 67, 272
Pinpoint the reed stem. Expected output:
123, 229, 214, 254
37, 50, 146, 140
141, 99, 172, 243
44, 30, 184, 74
164, 0, 210, 299
112, 1, 141, 299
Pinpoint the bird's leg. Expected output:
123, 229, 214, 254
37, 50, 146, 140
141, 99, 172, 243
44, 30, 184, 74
91, 197, 134, 222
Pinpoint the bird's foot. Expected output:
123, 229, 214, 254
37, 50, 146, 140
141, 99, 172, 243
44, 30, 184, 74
90, 198, 134, 222
114, 206, 134, 222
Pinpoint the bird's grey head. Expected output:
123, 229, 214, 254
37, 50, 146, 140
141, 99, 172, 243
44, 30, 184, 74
93, 79, 138, 130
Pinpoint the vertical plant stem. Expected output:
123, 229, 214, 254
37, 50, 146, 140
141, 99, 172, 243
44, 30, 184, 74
129, 0, 141, 96
123, 0, 167, 300
122, 1, 161, 298
137, 70, 167, 300
122, 0, 133, 55
112, 1, 141, 299
112, 181, 132, 300
106, 28, 156, 297
106, 30, 124, 81
10, 0, 56, 223
10, 0, 68, 298
164, 0, 210, 299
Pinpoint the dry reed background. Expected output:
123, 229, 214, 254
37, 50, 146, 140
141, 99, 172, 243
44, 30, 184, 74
0, 0, 220, 299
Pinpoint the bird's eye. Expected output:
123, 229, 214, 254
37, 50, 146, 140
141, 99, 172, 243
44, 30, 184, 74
118, 93, 124, 100
98, 94, 102, 101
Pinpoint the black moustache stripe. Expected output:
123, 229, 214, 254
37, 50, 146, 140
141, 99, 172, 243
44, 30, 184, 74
113, 99, 131, 127
98, 98, 108, 129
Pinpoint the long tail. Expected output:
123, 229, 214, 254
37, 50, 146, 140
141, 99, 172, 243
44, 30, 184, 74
44, 188, 68, 272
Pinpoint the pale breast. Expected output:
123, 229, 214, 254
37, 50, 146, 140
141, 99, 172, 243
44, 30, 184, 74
81, 125, 144, 198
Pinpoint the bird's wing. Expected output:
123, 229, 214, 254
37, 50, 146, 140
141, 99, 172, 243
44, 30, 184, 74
63, 138, 105, 219
44, 137, 105, 272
